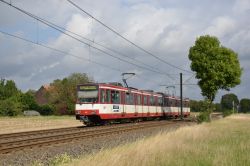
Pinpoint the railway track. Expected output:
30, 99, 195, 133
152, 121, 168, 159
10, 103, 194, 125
0, 120, 190, 154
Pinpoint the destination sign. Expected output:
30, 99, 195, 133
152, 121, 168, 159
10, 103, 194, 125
79, 85, 97, 91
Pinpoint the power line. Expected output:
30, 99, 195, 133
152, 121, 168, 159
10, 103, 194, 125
0, 30, 123, 73
24, 9, 172, 78
0, 30, 178, 89
183, 73, 196, 84
0, 0, 177, 80
67, 0, 193, 74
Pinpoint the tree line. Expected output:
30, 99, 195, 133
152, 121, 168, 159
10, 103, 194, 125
0, 73, 93, 116
190, 93, 250, 114
1, 74, 250, 117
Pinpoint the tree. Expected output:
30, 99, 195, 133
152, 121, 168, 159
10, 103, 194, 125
190, 100, 216, 112
0, 79, 19, 100
214, 103, 222, 112
0, 96, 23, 116
48, 73, 93, 115
239, 98, 250, 113
38, 104, 55, 115
189, 35, 242, 103
4, 80, 19, 98
0, 79, 5, 100
20, 92, 39, 111
220, 93, 239, 111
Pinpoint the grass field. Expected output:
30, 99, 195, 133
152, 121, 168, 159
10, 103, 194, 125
0, 116, 81, 134
64, 114, 250, 166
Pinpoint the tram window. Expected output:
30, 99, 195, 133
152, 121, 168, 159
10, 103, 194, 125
164, 98, 167, 106
106, 90, 111, 103
143, 95, 147, 105
111, 90, 120, 104
100, 89, 105, 103
155, 97, 158, 106
126, 93, 130, 104
137, 95, 141, 105
116, 91, 120, 104
158, 97, 163, 106
130, 93, 134, 105
150, 96, 154, 106
134, 94, 137, 104
169, 99, 172, 107
166, 98, 169, 107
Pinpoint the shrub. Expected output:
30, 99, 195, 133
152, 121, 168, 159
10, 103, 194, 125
20, 92, 39, 111
195, 99, 214, 123
197, 111, 211, 123
222, 109, 233, 117
240, 98, 250, 113
38, 104, 55, 115
0, 97, 23, 116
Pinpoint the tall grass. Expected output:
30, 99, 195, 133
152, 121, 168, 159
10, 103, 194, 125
66, 114, 250, 166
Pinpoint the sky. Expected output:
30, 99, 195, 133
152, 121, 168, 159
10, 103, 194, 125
0, 0, 250, 102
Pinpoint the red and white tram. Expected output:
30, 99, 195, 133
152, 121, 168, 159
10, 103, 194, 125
75, 83, 190, 125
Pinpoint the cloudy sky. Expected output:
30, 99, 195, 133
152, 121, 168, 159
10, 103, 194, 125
0, 0, 249, 102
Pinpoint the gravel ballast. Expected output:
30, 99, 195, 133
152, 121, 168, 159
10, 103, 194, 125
0, 122, 195, 166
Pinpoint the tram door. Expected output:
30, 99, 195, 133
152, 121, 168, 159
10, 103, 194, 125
121, 91, 125, 117
155, 96, 158, 115
143, 95, 148, 117
137, 94, 143, 117
124, 92, 131, 117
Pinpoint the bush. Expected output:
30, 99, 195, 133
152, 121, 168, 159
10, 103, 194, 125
20, 92, 39, 111
240, 98, 250, 113
194, 99, 214, 123
0, 97, 23, 116
197, 111, 211, 123
38, 104, 55, 115
222, 109, 233, 117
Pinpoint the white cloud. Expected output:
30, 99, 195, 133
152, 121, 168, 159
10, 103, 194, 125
204, 16, 236, 38
233, 0, 250, 13
0, 0, 249, 101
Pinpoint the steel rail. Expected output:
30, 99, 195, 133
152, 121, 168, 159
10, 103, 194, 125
0, 121, 182, 154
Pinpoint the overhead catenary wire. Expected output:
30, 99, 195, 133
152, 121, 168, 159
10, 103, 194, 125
0, 30, 123, 73
0, 30, 173, 90
67, 0, 193, 74
0, 0, 177, 81
183, 73, 196, 84
19, 8, 174, 78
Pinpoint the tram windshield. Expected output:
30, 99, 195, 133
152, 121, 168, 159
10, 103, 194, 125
77, 85, 98, 103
